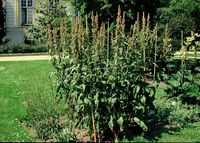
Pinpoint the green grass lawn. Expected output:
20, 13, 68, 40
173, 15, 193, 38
0, 60, 199, 142
174, 51, 200, 59
130, 122, 200, 142
0, 61, 53, 142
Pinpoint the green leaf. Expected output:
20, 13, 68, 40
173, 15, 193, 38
82, 84, 86, 92
133, 117, 148, 132
101, 4, 112, 10
94, 93, 99, 108
117, 117, 124, 132
195, 67, 200, 73
108, 97, 116, 106
111, 83, 115, 89
96, 120, 100, 132
141, 96, 146, 104
108, 75, 114, 81
134, 85, 140, 95
108, 22, 115, 32
108, 116, 114, 130
84, 98, 90, 105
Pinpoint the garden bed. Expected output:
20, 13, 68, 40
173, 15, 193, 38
0, 61, 199, 142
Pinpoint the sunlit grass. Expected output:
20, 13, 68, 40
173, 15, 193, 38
0, 61, 53, 141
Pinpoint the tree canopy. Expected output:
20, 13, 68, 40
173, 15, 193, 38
158, 0, 200, 50
71, 0, 161, 28
71, 0, 200, 50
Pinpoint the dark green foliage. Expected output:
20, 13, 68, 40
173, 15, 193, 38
71, 0, 160, 29
162, 70, 200, 104
0, 44, 48, 54
155, 95, 199, 128
158, 0, 200, 50
0, 0, 6, 44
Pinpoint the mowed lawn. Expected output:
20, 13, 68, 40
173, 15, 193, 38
0, 60, 200, 142
0, 60, 53, 141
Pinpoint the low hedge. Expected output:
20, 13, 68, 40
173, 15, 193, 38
0, 44, 48, 54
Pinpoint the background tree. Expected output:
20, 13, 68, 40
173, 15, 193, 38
72, 0, 200, 52
26, 1, 68, 44
71, 0, 160, 29
0, 0, 5, 45
158, 0, 200, 51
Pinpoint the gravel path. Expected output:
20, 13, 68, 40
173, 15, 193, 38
0, 55, 51, 61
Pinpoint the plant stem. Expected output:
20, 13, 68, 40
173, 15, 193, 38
153, 26, 158, 82
181, 30, 185, 85
107, 21, 110, 61
92, 109, 97, 142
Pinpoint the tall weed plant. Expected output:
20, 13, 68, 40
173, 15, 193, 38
47, 7, 171, 141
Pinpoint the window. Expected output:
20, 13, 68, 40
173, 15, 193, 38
21, 0, 33, 25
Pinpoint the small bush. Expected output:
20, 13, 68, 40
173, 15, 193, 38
155, 95, 199, 128
0, 44, 48, 54
162, 70, 200, 104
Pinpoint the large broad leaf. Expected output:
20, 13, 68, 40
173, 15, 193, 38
83, 98, 90, 105
132, 117, 148, 132
141, 96, 146, 104
101, 4, 112, 10
108, 116, 114, 130
133, 85, 140, 95
195, 67, 200, 73
184, 70, 193, 81
184, 83, 200, 97
117, 117, 124, 132
108, 97, 116, 107
94, 93, 99, 108
168, 79, 180, 88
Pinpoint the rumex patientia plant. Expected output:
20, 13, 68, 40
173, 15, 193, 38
47, 7, 169, 142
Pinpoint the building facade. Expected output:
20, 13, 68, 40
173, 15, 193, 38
5, 0, 69, 43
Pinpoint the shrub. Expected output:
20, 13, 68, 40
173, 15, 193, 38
71, 0, 160, 30
155, 94, 199, 128
162, 70, 200, 105
0, 44, 48, 54
162, 32, 200, 104
158, 0, 200, 50
26, 1, 70, 44
2, 36, 10, 45
47, 8, 173, 141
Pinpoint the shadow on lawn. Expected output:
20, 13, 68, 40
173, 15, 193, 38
123, 122, 183, 142
142, 124, 182, 141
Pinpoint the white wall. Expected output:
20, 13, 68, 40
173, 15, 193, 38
5, 0, 36, 43
5, 0, 16, 27
6, 27, 27, 44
